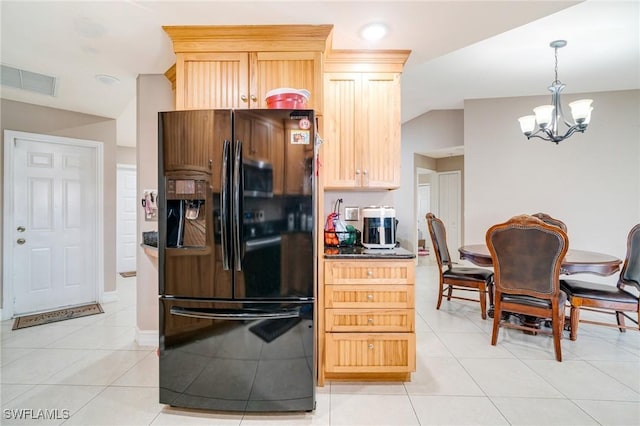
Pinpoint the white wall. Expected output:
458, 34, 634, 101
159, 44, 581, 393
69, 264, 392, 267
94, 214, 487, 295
136, 74, 173, 337
398, 110, 463, 250
464, 89, 640, 284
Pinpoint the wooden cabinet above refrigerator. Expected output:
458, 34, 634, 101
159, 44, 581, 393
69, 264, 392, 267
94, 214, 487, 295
163, 25, 332, 112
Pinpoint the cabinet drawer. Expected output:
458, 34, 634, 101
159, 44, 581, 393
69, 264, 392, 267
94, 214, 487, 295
324, 261, 414, 285
325, 309, 414, 332
325, 333, 416, 373
325, 285, 414, 309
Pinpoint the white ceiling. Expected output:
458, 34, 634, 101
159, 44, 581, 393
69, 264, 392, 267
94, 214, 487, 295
1, 1, 638, 155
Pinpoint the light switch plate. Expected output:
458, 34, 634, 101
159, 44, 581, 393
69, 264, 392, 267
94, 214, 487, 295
344, 207, 359, 221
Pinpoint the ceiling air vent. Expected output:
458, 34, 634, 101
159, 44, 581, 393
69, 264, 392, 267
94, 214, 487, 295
1, 64, 57, 96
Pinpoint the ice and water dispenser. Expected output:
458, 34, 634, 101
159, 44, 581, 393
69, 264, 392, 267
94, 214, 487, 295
165, 178, 208, 248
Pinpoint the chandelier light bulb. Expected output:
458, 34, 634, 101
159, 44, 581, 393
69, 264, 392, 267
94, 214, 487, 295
518, 115, 536, 135
533, 105, 554, 128
569, 99, 593, 123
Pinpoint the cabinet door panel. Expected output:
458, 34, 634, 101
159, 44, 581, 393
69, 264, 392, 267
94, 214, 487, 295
178, 52, 249, 110
322, 73, 361, 188
253, 52, 322, 111
325, 333, 416, 373
362, 73, 401, 189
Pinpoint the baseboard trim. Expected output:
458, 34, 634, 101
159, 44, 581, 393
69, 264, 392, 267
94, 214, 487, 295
136, 327, 159, 348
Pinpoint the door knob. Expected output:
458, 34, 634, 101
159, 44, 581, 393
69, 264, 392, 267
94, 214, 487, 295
17, 226, 25, 232
17, 238, 26, 245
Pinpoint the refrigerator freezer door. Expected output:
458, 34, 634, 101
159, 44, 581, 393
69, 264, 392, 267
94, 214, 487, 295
159, 298, 315, 412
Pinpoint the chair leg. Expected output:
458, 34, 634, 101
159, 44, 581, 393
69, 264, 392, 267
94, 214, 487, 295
569, 305, 580, 341
436, 280, 444, 310
615, 311, 626, 333
479, 284, 487, 320
487, 281, 495, 318
552, 304, 563, 362
447, 284, 453, 301
491, 299, 501, 346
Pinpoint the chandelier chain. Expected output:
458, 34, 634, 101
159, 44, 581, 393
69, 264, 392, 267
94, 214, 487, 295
554, 46, 559, 84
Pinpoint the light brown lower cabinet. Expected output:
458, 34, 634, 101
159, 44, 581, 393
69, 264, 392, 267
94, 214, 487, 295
325, 333, 416, 374
321, 259, 416, 382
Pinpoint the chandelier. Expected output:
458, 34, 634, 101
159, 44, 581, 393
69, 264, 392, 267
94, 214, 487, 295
518, 40, 593, 144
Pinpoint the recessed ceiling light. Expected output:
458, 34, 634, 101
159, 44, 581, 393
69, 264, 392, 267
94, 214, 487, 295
95, 74, 120, 85
361, 23, 388, 41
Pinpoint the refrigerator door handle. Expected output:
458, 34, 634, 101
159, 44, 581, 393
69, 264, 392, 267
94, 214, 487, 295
245, 235, 281, 252
221, 140, 231, 270
232, 139, 243, 271
170, 306, 300, 320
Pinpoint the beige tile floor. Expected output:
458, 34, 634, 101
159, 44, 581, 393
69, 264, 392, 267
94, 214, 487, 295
1, 260, 639, 425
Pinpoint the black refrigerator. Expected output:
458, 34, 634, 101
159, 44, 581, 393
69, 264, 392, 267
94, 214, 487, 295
158, 109, 315, 412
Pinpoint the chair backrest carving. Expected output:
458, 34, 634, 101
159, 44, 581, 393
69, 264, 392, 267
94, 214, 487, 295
620, 223, 640, 290
426, 213, 452, 268
532, 212, 568, 232
486, 214, 568, 298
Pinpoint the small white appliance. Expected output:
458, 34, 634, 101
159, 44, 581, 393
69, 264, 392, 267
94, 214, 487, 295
361, 206, 397, 249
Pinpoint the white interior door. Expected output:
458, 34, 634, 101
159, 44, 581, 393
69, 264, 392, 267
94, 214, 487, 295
116, 165, 137, 273
436, 171, 462, 259
417, 184, 431, 247
4, 130, 102, 316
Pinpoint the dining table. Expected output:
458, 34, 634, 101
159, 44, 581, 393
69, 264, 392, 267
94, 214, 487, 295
458, 244, 622, 319
459, 244, 622, 277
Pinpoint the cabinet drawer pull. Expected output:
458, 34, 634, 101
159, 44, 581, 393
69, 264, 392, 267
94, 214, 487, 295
250, 95, 257, 102
368, 343, 374, 350
355, 169, 361, 175
367, 294, 374, 301
241, 95, 248, 102
367, 269, 373, 277
367, 317, 374, 324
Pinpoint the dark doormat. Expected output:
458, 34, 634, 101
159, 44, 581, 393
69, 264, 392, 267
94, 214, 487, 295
12, 303, 104, 330
249, 317, 302, 343
120, 271, 136, 278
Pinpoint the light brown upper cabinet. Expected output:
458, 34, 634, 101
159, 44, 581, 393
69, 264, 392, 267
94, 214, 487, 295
163, 25, 332, 112
322, 50, 410, 190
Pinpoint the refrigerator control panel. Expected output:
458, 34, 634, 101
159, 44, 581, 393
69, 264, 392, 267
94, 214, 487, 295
166, 178, 207, 200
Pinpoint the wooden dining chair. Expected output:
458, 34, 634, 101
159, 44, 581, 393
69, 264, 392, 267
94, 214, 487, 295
561, 223, 640, 340
532, 212, 568, 232
426, 213, 494, 319
486, 214, 569, 361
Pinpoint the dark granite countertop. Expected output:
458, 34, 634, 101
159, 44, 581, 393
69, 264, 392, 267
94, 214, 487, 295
324, 245, 415, 259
